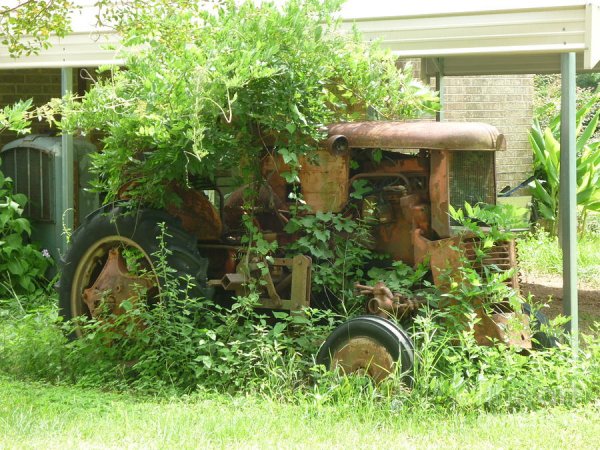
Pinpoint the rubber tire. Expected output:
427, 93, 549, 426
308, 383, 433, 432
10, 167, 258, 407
59, 205, 211, 322
522, 303, 559, 349
316, 315, 414, 384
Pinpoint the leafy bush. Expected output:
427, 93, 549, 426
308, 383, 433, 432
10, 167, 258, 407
0, 99, 34, 135
285, 206, 379, 314
533, 73, 600, 135
0, 304, 67, 383
1, 208, 599, 413
0, 166, 51, 297
59, 0, 438, 207
404, 309, 600, 412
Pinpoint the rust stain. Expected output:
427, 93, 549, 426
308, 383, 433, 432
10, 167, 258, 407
356, 281, 421, 320
83, 248, 154, 317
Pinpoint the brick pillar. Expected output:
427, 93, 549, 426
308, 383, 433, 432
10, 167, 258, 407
442, 75, 534, 193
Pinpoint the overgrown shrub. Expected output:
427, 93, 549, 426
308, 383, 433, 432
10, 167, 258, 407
404, 309, 600, 412
0, 166, 51, 298
57, 224, 339, 395
58, 0, 438, 207
0, 304, 67, 382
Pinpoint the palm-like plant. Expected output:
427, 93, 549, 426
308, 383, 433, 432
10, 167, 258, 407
529, 93, 600, 235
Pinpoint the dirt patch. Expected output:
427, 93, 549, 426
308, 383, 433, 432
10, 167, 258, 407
521, 274, 600, 333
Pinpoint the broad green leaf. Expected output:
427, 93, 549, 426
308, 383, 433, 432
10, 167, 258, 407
538, 202, 556, 220
528, 132, 545, 168
576, 110, 599, 153
532, 180, 554, 209
273, 322, 287, 334
542, 129, 560, 185
7, 259, 24, 276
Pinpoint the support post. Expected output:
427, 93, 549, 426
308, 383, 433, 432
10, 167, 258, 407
60, 68, 74, 252
559, 52, 578, 346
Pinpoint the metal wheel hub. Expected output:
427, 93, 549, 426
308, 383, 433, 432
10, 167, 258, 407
81, 247, 154, 317
331, 336, 395, 382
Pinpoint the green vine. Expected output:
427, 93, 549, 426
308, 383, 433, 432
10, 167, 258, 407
59, 0, 438, 207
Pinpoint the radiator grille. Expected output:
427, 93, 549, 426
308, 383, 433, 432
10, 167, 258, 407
461, 238, 519, 291
449, 151, 495, 209
1, 147, 53, 221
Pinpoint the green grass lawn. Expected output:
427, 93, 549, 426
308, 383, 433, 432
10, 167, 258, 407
1, 376, 598, 449
518, 231, 600, 286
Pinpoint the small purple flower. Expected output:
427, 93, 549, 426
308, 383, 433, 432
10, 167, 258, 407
41, 249, 51, 258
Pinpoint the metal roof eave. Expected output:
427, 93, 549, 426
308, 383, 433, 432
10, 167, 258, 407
0, 31, 124, 70
0, 0, 598, 75
341, 0, 600, 75
420, 53, 600, 77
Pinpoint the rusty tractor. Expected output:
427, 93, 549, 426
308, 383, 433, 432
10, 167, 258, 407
59, 120, 539, 383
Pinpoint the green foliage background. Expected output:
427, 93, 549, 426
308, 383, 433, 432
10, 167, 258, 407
0, 0, 73, 57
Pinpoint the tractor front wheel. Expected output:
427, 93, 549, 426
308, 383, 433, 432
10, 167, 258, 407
316, 315, 414, 384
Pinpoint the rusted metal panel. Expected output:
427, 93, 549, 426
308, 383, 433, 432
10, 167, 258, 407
164, 184, 222, 241
471, 308, 531, 348
372, 192, 424, 265
413, 230, 519, 290
298, 149, 349, 213
429, 150, 450, 238
261, 149, 349, 213
327, 121, 505, 151
412, 230, 528, 347
413, 230, 462, 286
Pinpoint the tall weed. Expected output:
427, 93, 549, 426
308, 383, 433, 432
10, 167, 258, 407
0, 222, 598, 413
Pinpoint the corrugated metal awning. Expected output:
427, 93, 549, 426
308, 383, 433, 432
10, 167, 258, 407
340, 0, 600, 75
1, 0, 599, 74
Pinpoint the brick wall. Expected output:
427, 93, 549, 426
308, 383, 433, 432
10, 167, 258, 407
442, 75, 534, 193
0, 69, 66, 150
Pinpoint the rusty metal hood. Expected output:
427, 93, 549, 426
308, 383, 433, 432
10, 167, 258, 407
327, 121, 505, 152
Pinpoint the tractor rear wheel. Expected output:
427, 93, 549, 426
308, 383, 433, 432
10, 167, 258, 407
59, 206, 211, 333
316, 315, 414, 384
